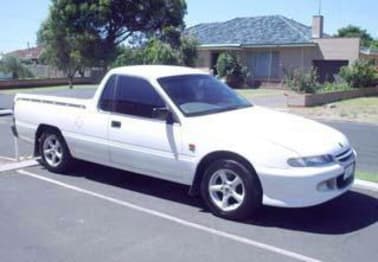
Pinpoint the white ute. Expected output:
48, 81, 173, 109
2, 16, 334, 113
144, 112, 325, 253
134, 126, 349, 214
13, 65, 356, 220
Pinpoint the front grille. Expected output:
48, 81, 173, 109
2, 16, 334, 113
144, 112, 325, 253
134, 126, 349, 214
334, 147, 354, 164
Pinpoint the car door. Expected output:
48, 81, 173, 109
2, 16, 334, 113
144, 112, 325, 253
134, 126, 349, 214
108, 75, 190, 183
67, 75, 116, 166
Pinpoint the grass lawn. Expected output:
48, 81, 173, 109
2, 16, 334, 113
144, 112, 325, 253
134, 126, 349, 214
356, 171, 378, 183
288, 97, 378, 125
0, 84, 98, 94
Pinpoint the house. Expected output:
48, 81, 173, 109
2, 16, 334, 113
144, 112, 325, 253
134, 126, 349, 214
360, 47, 378, 69
6, 46, 43, 64
186, 15, 361, 83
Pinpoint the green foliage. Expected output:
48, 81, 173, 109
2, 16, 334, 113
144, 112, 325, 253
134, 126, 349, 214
112, 46, 145, 67
113, 35, 198, 67
144, 39, 181, 65
319, 82, 351, 93
38, 16, 84, 88
179, 36, 198, 67
339, 60, 377, 88
216, 53, 249, 88
370, 40, 378, 49
0, 55, 34, 79
284, 68, 320, 94
160, 26, 182, 48
39, 0, 187, 70
336, 25, 374, 47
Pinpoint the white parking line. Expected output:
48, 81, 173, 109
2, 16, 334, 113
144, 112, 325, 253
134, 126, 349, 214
17, 169, 321, 262
0, 160, 38, 173
0, 156, 16, 161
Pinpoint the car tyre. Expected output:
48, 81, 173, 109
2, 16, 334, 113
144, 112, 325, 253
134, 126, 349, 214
200, 159, 262, 220
39, 130, 73, 173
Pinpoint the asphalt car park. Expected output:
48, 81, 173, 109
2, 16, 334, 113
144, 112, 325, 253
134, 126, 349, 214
0, 95, 377, 261
1, 161, 377, 262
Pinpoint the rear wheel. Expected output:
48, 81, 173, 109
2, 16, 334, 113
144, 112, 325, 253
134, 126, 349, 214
200, 159, 262, 220
39, 130, 73, 173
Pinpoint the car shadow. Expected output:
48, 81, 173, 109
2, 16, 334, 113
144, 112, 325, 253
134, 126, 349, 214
249, 191, 378, 234
57, 160, 377, 235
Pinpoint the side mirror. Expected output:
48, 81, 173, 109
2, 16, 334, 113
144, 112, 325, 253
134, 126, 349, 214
153, 106, 175, 124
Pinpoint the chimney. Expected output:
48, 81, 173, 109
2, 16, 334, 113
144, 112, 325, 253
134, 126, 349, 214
312, 15, 324, 38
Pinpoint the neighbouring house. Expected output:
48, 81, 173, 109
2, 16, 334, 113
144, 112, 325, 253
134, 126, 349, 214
360, 47, 378, 69
186, 15, 362, 84
6, 46, 44, 64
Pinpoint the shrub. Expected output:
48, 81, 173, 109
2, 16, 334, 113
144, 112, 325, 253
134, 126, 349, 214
180, 36, 198, 67
339, 60, 377, 88
0, 55, 34, 79
216, 52, 249, 88
319, 82, 352, 93
112, 46, 144, 67
144, 39, 181, 65
283, 68, 320, 93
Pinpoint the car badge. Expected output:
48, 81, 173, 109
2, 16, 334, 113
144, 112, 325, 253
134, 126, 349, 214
338, 142, 344, 148
189, 144, 196, 152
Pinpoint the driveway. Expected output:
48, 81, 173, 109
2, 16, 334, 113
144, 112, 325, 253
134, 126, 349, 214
323, 121, 378, 173
252, 95, 287, 107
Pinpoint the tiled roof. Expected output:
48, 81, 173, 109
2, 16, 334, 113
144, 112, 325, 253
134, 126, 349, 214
186, 15, 313, 46
6, 46, 43, 60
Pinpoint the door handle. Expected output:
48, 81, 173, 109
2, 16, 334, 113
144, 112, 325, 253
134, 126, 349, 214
111, 120, 122, 128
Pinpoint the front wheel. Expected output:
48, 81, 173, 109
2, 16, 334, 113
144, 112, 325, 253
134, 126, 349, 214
200, 159, 262, 220
39, 130, 73, 173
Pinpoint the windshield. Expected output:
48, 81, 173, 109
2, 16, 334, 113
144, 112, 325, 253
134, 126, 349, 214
158, 74, 252, 117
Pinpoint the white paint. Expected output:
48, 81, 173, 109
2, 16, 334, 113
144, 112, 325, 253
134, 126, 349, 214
13, 65, 356, 208
0, 156, 16, 161
17, 169, 321, 262
354, 179, 378, 192
0, 160, 38, 173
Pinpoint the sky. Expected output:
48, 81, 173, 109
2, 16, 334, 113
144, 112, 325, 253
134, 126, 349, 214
1, 0, 378, 53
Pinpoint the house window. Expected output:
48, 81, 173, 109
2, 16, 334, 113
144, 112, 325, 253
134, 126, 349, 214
248, 51, 280, 79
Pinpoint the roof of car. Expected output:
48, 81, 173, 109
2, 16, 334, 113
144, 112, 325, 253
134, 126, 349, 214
109, 65, 208, 79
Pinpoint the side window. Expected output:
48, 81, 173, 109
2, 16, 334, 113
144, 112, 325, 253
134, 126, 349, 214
115, 75, 166, 119
99, 75, 116, 111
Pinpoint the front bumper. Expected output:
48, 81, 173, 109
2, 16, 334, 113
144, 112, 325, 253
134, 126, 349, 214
257, 158, 355, 208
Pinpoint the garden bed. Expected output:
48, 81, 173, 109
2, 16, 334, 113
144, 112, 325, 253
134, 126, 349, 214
287, 86, 378, 107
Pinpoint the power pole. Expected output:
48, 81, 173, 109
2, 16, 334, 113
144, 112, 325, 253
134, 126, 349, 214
318, 0, 322, 15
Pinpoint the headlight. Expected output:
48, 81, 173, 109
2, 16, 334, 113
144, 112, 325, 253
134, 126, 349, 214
287, 155, 334, 167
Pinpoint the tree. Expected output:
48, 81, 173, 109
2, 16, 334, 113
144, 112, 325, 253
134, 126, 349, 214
336, 25, 373, 47
180, 36, 198, 67
41, 0, 187, 71
38, 17, 85, 88
370, 40, 378, 49
112, 46, 145, 67
144, 39, 181, 65
0, 55, 34, 79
